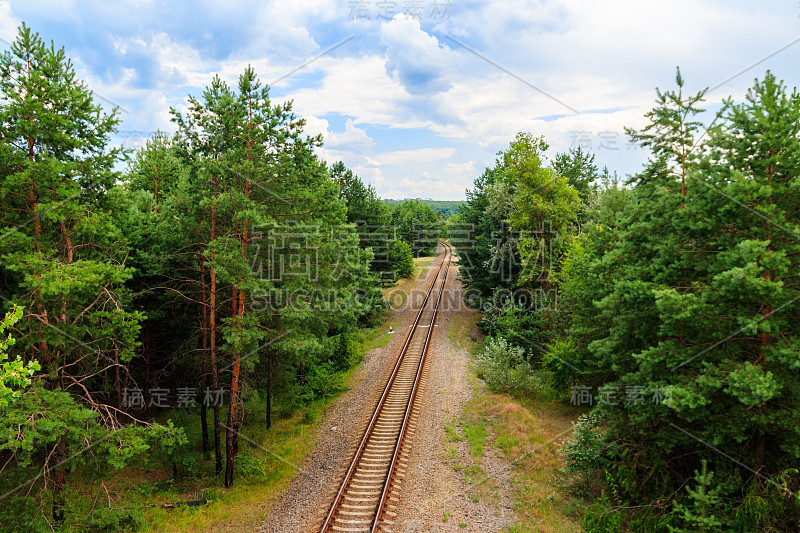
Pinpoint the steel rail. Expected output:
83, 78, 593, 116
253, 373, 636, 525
369, 242, 452, 532
319, 242, 451, 532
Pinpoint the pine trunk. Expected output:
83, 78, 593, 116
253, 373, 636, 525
144, 321, 151, 409
266, 351, 272, 429
200, 261, 210, 459
51, 440, 68, 524
210, 185, 222, 475
225, 287, 241, 488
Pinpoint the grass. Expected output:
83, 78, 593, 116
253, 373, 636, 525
471, 392, 583, 532
67, 397, 331, 532
445, 416, 463, 443
383, 254, 437, 310
463, 417, 486, 459
451, 302, 584, 532
354, 319, 397, 353
447, 311, 480, 350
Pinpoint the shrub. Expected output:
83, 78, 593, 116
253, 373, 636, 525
474, 336, 543, 394
388, 239, 414, 279
561, 413, 613, 475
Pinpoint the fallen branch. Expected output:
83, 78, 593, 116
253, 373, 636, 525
149, 500, 212, 509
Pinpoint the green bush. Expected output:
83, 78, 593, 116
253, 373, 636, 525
388, 239, 414, 279
327, 332, 360, 372
298, 361, 348, 403
561, 413, 615, 475
580, 492, 623, 532
474, 336, 544, 394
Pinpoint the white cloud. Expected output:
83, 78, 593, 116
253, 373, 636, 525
325, 119, 374, 152
384, 160, 477, 200
301, 114, 330, 139
107, 32, 214, 88
383, 171, 466, 200
380, 14, 455, 95
13, 0, 797, 200
0, 1, 20, 42
375, 147, 456, 166
285, 55, 411, 126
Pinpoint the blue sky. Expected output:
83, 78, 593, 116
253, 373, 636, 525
1, 0, 799, 200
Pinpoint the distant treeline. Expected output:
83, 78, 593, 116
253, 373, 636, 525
383, 198, 464, 218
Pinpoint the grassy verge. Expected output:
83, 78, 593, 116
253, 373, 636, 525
62, 395, 330, 532
140, 403, 324, 532
451, 310, 584, 532
477, 392, 583, 532
447, 311, 480, 351
383, 254, 437, 311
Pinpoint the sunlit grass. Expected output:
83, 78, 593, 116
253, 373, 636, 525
451, 300, 583, 532
79, 399, 327, 532
383, 254, 437, 310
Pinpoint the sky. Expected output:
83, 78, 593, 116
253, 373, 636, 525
1, 0, 799, 200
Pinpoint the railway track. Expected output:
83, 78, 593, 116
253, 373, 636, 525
319, 242, 453, 533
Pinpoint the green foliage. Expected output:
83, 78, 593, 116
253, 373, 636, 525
551, 147, 601, 200
326, 331, 361, 372
561, 413, 615, 475
455, 132, 580, 358
126, 131, 187, 212
552, 70, 800, 529
300, 360, 348, 401
669, 460, 724, 532
390, 199, 442, 256
0, 382, 186, 527
474, 336, 543, 394
0, 23, 140, 371
80, 504, 146, 532
580, 492, 623, 533
458, 70, 800, 530
384, 198, 463, 218
0, 24, 186, 525
625, 66, 708, 187
0, 306, 39, 407
388, 239, 414, 279
455, 160, 518, 304
332, 161, 411, 285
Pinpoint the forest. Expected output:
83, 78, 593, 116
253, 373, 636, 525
459, 70, 800, 530
383, 199, 464, 219
0, 25, 444, 531
1, 20, 799, 533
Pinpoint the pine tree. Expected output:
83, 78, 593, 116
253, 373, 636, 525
172, 67, 375, 488
0, 24, 183, 526
551, 146, 600, 200
558, 72, 800, 527
625, 66, 708, 194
